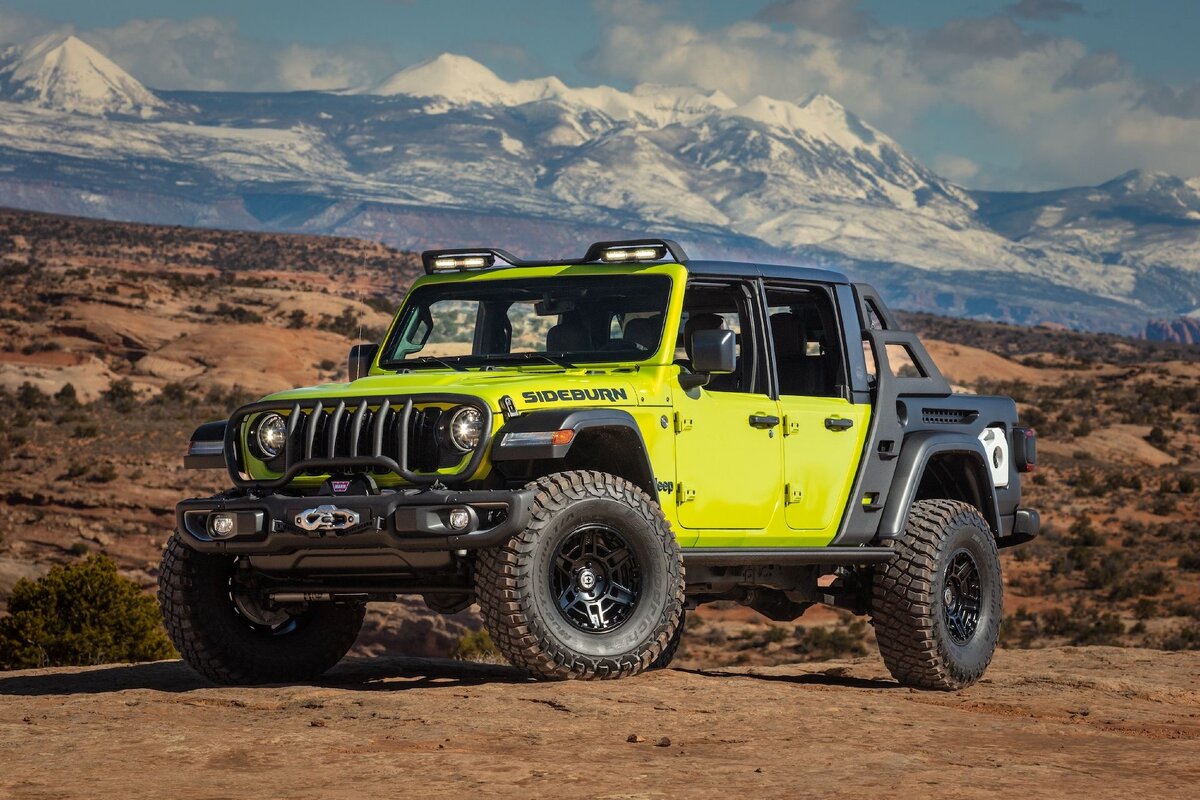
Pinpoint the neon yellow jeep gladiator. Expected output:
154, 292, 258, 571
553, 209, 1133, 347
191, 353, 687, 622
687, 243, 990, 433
161, 239, 1039, 689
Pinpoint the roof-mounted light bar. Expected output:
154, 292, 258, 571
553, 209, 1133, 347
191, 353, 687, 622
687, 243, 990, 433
428, 252, 495, 272
421, 238, 688, 275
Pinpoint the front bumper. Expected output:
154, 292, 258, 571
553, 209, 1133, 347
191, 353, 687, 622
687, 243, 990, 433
175, 487, 534, 558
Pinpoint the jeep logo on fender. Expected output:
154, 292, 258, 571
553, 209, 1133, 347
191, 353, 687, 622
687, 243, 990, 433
522, 388, 628, 404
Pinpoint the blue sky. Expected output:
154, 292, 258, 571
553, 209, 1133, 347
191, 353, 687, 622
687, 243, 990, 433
3, 0, 1199, 189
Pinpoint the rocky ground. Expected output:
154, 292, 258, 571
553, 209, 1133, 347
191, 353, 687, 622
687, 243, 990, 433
1, 647, 1197, 799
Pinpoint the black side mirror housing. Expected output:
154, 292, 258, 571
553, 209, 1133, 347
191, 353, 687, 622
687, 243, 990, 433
680, 329, 736, 389
348, 343, 379, 381
691, 329, 736, 373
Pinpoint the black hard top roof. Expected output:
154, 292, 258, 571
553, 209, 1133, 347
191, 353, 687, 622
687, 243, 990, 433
683, 259, 850, 285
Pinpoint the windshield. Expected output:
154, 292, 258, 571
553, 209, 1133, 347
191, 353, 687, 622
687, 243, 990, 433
380, 274, 672, 368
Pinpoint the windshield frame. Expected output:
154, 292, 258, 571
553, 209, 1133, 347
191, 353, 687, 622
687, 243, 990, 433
376, 265, 683, 371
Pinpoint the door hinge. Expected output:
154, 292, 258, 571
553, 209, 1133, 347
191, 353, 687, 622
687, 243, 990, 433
677, 483, 697, 504
674, 412, 694, 434
785, 483, 803, 504
783, 416, 801, 436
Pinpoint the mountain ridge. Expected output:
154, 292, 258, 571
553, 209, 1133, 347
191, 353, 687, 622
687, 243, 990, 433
0, 39, 1196, 332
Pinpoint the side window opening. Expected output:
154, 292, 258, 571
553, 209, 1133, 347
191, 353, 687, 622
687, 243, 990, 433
676, 281, 763, 395
764, 285, 846, 398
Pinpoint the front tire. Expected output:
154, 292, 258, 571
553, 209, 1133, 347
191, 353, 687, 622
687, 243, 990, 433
871, 499, 1002, 690
158, 534, 365, 685
475, 471, 684, 680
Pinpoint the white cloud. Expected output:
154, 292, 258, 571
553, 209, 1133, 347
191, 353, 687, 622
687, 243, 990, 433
62, 16, 393, 93
933, 155, 981, 183
584, 3, 1200, 188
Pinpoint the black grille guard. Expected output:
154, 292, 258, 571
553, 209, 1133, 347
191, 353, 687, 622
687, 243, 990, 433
223, 393, 493, 490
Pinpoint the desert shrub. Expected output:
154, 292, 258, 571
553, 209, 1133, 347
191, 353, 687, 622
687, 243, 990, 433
72, 420, 99, 438
88, 463, 118, 483
1150, 494, 1177, 516
211, 302, 264, 324
1157, 622, 1200, 651
1108, 569, 1171, 601
792, 618, 868, 660
762, 624, 789, 644
1178, 475, 1197, 494
1146, 426, 1170, 448
449, 628, 503, 663
1084, 551, 1127, 590
1178, 553, 1200, 572
1068, 516, 1102, 547
1133, 599, 1159, 620
62, 461, 89, 479
0, 555, 175, 670
287, 309, 308, 329
54, 383, 80, 408
101, 378, 138, 413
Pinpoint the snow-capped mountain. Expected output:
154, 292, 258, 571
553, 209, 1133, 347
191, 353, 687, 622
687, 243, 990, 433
0, 34, 166, 117
0, 42, 1196, 332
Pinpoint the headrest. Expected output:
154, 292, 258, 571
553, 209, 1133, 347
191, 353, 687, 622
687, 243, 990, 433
682, 313, 725, 359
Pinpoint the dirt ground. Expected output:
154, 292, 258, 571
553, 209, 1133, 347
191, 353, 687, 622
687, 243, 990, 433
1, 647, 1197, 800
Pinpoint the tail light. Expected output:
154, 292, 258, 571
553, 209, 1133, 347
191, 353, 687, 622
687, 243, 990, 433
1013, 426, 1037, 472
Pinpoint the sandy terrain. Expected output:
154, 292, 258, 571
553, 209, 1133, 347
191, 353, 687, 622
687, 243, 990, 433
1, 647, 1197, 800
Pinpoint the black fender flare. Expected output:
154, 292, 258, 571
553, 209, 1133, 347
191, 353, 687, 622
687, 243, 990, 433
876, 431, 1001, 539
184, 419, 228, 469
491, 409, 657, 500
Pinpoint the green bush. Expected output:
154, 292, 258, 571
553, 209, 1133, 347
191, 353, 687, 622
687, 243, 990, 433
0, 555, 175, 670
449, 628, 503, 663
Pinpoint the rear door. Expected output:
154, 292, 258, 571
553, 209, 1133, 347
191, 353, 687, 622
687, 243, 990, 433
673, 279, 783, 538
764, 283, 870, 542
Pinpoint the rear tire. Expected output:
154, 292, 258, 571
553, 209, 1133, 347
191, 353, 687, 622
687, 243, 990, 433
475, 471, 684, 680
158, 534, 365, 685
871, 499, 1001, 690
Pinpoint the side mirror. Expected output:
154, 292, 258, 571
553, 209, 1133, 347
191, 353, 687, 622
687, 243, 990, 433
348, 343, 379, 381
680, 329, 736, 389
691, 329, 736, 374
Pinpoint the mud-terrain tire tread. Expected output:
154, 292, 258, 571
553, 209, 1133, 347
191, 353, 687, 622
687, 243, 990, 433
871, 499, 1001, 691
475, 470, 684, 681
650, 608, 685, 670
159, 534, 365, 685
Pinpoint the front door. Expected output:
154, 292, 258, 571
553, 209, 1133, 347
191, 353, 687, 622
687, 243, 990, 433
673, 280, 783, 536
765, 284, 870, 542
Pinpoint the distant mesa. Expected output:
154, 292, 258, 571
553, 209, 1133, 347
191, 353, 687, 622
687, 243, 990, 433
1143, 316, 1200, 344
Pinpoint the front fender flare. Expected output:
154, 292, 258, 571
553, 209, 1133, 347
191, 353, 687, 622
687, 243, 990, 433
491, 408, 656, 499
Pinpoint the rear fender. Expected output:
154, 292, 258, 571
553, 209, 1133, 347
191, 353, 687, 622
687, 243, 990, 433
877, 432, 1001, 539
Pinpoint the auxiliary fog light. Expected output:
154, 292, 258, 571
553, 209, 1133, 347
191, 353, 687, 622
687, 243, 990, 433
210, 513, 237, 538
448, 508, 471, 531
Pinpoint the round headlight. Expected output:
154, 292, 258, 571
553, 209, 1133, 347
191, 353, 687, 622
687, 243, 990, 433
446, 406, 483, 452
254, 413, 287, 459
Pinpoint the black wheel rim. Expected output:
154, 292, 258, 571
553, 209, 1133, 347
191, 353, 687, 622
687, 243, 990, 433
551, 524, 642, 633
942, 549, 982, 645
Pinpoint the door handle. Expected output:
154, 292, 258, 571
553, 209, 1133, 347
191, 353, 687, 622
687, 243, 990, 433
825, 417, 853, 431
749, 414, 780, 429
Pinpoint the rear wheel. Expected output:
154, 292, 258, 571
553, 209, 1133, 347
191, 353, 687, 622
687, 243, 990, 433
475, 471, 684, 680
158, 534, 364, 685
871, 499, 1002, 690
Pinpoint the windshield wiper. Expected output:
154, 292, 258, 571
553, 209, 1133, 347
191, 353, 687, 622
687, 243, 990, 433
507, 353, 576, 369
407, 355, 468, 372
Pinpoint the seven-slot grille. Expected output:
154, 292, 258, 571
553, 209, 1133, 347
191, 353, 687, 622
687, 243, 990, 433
281, 398, 441, 473
225, 394, 492, 489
